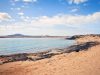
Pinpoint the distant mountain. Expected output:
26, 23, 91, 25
0, 34, 67, 38
7, 34, 26, 37
2, 34, 35, 38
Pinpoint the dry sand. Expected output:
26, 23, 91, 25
0, 44, 100, 75
76, 36, 100, 44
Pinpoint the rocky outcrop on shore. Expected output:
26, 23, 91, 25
63, 42, 99, 52
0, 41, 99, 65
67, 34, 100, 40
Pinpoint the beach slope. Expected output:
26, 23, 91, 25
0, 46, 100, 75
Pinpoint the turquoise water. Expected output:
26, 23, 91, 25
0, 38, 75, 55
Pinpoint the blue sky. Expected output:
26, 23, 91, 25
0, 0, 100, 36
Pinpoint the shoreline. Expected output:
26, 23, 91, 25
0, 41, 99, 65
0, 34, 100, 75
0, 37, 74, 56
0, 34, 100, 65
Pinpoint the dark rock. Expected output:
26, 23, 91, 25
63, 42, 100, 53
66, 34, 100, 40
0, 53, 28, 64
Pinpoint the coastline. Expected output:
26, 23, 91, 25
0, 37, 74, 55
0, 41, 99, 65
0, 34, 100, 75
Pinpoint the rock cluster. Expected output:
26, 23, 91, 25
67, 34, 100, 40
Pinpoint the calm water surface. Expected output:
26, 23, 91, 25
0, 38, 75, 55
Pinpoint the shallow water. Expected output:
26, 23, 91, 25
0, 38, 75, 55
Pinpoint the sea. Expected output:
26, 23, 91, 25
0, 38, 75, 55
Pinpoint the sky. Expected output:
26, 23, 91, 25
0, 0, 100, 36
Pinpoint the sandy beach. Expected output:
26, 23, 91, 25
0, 35, 100, 75
0, 0, 100, 74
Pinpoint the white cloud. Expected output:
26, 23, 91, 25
0, 12, 100, 36
20, 16, 31, 22
70, 8, 78, 12
18, 12, 24, 16
30, 12, 100, 27
68, 0, 88, 4
16, 8, 21, 11
0, 12, 11, 21
11, 7, 21, 11
22, 0, 33, 2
